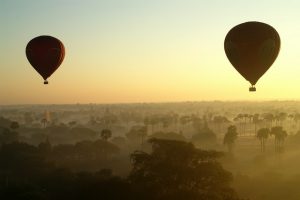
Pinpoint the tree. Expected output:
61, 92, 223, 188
93, 139, 120, 158
233, 114, 242, 135
68, 120, 77, 127
160, 115, 173, 130
0, 127, 19, 144
242, 114, 249, 136
126, 126, 147, 146
223, 125, 238, 153
10, 121, 20, 130
129, 138, 241, 200
101, 129, 112, 141
38, 137, 52, 155
213, 115, 230, 134
234, 113, 249, 136
293, 113, 300, 130
272, 112, 287, 126
149, 131, 186, 141
0, 121, 20, 144
69, 127, 98, 142
0, 142, 50, 179
179, 115, 191, 133
0, 117, 12, 128
101, 109, 119, 127
262, 113, 274, 129
191, 115, 203, 132
252, 113, 260, 135
191, 122, 217, 148
0, 142, 127, 200
270, 126, 287, 153
41, 118, 48, 128
256, 128, 269, 153
51, 140, 120, 170
147, 115, 160, 134
143, 117, 151, 134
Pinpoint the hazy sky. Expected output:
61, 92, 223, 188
1, 0, 300, 104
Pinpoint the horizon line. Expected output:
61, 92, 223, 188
2, 99, 300, 106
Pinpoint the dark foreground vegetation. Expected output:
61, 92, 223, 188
0, 138, 241, 200
3, 101, 300, 199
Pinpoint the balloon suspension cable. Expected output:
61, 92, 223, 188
44, 80, 49, 85
249, 85, 256, 92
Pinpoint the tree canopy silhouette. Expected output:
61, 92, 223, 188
129, 138, 240, 200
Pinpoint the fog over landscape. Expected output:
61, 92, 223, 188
2, 0, 300, 199
1, 101, 300, 199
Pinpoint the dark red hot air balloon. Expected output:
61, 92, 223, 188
224, 21, 280, 91
26, 35, 65, 84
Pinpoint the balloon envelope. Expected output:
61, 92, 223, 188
224, 21, 280, 87
26, 35, 65, 84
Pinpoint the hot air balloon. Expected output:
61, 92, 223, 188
26, 35, 65, 84
224, 21, 280, 91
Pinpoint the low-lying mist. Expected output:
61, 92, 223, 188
1, 101, 300, 199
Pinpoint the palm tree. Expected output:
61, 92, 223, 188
223, 125, 238, 153
256, 128, 269, 153
243, 114, 249, 136
274, 112, 287, 126
270, 126, 287, 153
262, 113, 274, 129
233, 115, 241, 135
288, 113, 296, 132
252, 113, 260, 135
213, 115, 230, 134
293, 113, 300, 130
234, 113, 244, 136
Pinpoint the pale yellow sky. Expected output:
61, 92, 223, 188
1, 0, 300, 104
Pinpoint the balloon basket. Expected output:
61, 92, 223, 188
44, 80, 49, 85
249, 86, 256, 92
